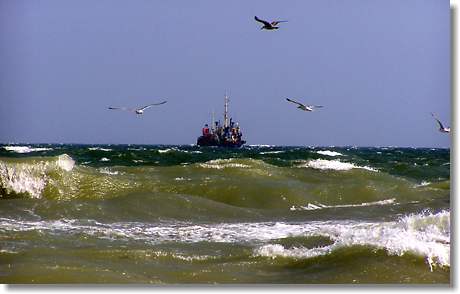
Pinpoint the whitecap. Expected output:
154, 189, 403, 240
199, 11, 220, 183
199, 159, 250, 169
0, 210, 449, 270
158, 148, 174, 153
0, 154, 74, 198
254, 210, 450, 271
316, 150, 343, 157
290, 198, 396, 211
298, 159, 377, 172
414, 181, 431, 188
249, 144, 274, 147
260, 151, 285, 155
88, 147, 113, 152
99, 167, 119, 175
57, 154, 75, 172
3, 146, 53, 153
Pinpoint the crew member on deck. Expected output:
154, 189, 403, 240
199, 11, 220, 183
202, 124, 210, 136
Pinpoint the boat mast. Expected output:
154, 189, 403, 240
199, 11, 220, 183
211, 110, 215, 132
224, 93, 229, 128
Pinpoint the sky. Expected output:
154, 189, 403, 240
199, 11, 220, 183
0, 0, 451, 147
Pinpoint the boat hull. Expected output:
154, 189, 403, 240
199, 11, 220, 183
197, 135, 245, 148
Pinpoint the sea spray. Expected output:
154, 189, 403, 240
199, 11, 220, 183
0, 154, 74, 198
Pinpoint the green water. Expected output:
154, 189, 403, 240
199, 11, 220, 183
0, 144, 450, 284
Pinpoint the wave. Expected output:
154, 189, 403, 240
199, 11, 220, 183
253, 210, 450, 271
0, 210, 449, 270
0, 154, 74, 198
3, 146, 53, 153
0, 155, 449, 209
289, 198, 397, 211
316, 150, 343, 157
260, 151, 285, 155
88, 147, 113, 152
158, 148, 176, 153
297, 159, 377, 172
98, 167, 120, 175
199, 158, 251, 169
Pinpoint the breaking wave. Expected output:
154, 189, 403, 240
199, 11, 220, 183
0, 210, 449, 271
0, 154, 74, 198
316, 150, 343, 157
290, 198, 397, 211
297, 159, 377, 172
254, 210, 450, 271
199, 158, 251, 169
3, 146, 53, 153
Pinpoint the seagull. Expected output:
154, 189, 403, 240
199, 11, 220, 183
286, 98, 323, 112
431, 113, 450, 133
108, 101, 167, 115
254, 16, 287, 30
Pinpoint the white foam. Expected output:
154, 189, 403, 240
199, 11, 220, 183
255, 211, 450, 271
158, 148, 175, 153
249, 144, 274, 147
3, 146, 52, 153
298, 159, 377, 172
290, 198, 396, 211
199, 159, 250, 169
100, 157, 110, 162
0, 154, 75, 198
414, 181, 431, 188
260, 151, 285, 155
0, 162, 47, 198
57, 154, 75, 172
316, 150, 343, 157
99, 167, 119, 175
88, 147, 112, 152
0, 210, 449, 270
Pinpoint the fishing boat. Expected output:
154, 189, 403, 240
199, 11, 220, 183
197, 94, 246, 147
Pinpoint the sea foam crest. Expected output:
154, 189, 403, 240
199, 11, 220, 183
199, 159, 251, 169
255, 210, 450, 271
3, 146, 53, 153
298, 159, 377, 172
0, 210, 449, 270
316, 150, 343, 157
0, 154, 75, 198
290, 198, 396, 211
88, 147, 112, 152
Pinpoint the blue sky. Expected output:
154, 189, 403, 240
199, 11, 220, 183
0, 0, 451, 147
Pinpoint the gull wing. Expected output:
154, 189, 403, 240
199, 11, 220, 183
431, 113, 446, 129
254, 16, 271, 26
271, 20, 287, 26
138, 101, 167, 111
108, 107, 135, 112
286, 98, 305, 107
313, 105, 324, 108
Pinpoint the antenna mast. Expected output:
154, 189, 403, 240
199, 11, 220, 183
224, 93, 229, 128
211, 110, 215, 132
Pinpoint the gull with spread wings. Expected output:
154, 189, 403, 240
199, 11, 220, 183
286, 98, 323, 112
431, 113, 450, 133
108, 101, 167, 115
254, 16, 287, 30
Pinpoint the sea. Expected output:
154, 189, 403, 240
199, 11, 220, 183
0, 144, 450, 284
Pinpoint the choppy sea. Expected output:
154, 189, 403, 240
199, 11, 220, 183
0, 144, 450, 283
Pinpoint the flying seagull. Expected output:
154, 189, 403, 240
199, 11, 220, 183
254, 16, 287, 30
431, 113, 450, 133
108, 101, 167, 115
286, 98, 323, 112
